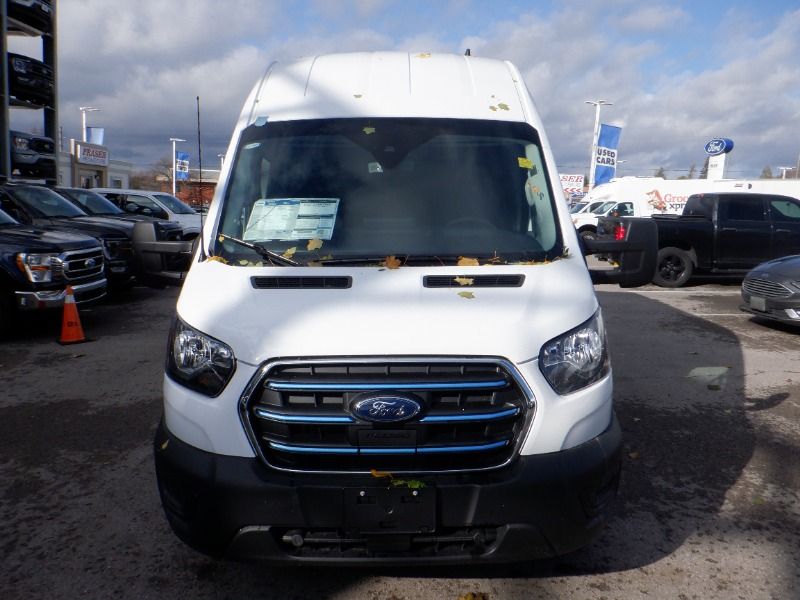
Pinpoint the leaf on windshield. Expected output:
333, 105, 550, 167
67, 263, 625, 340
457, 256, 480, 266
458, 291, 475, 300
307, 261, 322, 267
370, 468, 393, 479
454, 277, 474, 286
362, 126, 376, 135
513, 259, 550, 265
307, 238, 323, 252
320, 254, 334, 261
383, 255, 402, 269
207, 255, 228, 264
281, 247, 297, 259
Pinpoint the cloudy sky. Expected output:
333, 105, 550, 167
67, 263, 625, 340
9, 0, 800, 178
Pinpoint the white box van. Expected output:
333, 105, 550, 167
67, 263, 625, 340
154, 51, 656, 564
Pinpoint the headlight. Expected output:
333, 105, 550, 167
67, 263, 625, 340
12, 136, 29, 151
16, 252, 57, 283
540, 309, 610, 395
166, 317, 235, 396
11, 57, 28, 73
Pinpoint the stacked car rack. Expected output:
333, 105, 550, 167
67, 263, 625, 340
1, 0, 57, 185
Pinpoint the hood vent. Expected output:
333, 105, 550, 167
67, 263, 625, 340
251, 276, 352, 289
423, 274, 525, 288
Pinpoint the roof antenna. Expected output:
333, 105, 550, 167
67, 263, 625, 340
464, 48, 471, 56
196, 95, 207, 261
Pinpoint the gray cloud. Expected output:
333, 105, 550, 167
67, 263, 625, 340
8, 1, 799, 178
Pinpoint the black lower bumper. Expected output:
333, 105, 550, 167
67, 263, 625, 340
154, 415, 622, 565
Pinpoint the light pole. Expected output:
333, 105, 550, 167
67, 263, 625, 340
585, 99, 612, 189
778, 166, 792, 179
170, 137, 186, 196
79, 106, 100, 142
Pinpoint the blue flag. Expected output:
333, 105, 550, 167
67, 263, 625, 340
175, 151, 190, 181
593, 124, 622, 186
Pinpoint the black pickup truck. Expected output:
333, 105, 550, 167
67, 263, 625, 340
0, 208, 106, 335
0, 185, 193, 288
650, 192, 800, 287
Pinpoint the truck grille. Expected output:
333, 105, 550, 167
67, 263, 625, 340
241, 357, 533, 474
60, 247, 104, 282
743, 278, 793, 299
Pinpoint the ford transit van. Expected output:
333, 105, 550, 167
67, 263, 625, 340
154, 52, 656, 564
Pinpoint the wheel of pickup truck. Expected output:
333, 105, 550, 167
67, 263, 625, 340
654, 247, 693, 287
579, 228, 597, 242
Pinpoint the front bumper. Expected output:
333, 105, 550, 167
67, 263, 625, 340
740, 292, 800, 326
154, 414, 622, 565
15, 277, 107, 310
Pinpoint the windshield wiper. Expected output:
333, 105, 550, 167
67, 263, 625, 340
216, 233, 299, 266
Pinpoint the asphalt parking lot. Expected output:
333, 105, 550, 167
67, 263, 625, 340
1, 281, 798, 599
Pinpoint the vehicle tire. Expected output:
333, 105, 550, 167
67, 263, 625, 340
653, 247, 693, 287
579, 229, 597, 242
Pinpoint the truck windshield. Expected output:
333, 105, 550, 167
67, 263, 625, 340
152, 193, 196, 215
8, 186, 87, 218
0, 208, 17, 225
215, 118, 562, 265
58, 188, 123, 215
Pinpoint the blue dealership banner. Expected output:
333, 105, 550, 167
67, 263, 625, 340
175, 151, 190, 181
593, 124, 622, 186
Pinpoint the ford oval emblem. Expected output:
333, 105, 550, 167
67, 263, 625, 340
85, 257, 96, 268
350, 393, 423, 423
704, 138, 734, 156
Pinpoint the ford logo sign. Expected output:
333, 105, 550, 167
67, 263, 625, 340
85, 257, 96, 268
704, 138, 734, 156
350, 393, 423, 423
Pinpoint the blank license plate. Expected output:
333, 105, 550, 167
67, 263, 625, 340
343, 487, 435, 533
750, 296, 766, 311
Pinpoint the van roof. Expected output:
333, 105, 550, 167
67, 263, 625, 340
246, 52, 533, 125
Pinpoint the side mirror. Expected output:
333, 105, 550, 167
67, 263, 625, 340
584, 217, 658, 288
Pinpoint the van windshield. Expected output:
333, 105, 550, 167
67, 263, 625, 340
216, 118, 562, 265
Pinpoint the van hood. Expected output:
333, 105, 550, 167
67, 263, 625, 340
176, 257, 599, 366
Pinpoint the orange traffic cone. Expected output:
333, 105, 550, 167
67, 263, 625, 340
59, 285, 87, 344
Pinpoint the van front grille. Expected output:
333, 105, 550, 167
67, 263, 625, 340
240, 357, 533, 474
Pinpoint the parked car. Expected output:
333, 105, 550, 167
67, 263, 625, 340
0, 184, 136, 288
7, 52, 54, 106
6, 0, 53, 33
93, 188, 201, 239
740, 255, 800, 327
10, 130, 56, 178
652, 192, 800, 287
0, 207, 106, 336
53, 187, 194, 284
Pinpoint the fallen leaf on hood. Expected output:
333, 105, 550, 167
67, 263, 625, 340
207, 255, 229, 264
458, 291, 476, 300
307, 238, 323, 252
457, 256, 480, 266
281, 247, 297, 259
454, 277, 474, 286
628, 451, 641, 460
370, 468, 393, 479
497, 102, 510, 111
382, 255, 402, 269
160, 439, 169, 451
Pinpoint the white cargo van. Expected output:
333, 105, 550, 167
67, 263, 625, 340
154, 51, 656, 564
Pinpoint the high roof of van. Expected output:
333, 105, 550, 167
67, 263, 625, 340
242, 52, 537, 126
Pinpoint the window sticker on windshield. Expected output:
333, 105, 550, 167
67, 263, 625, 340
517, 157, 533, 169
243, 198, 340, 241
